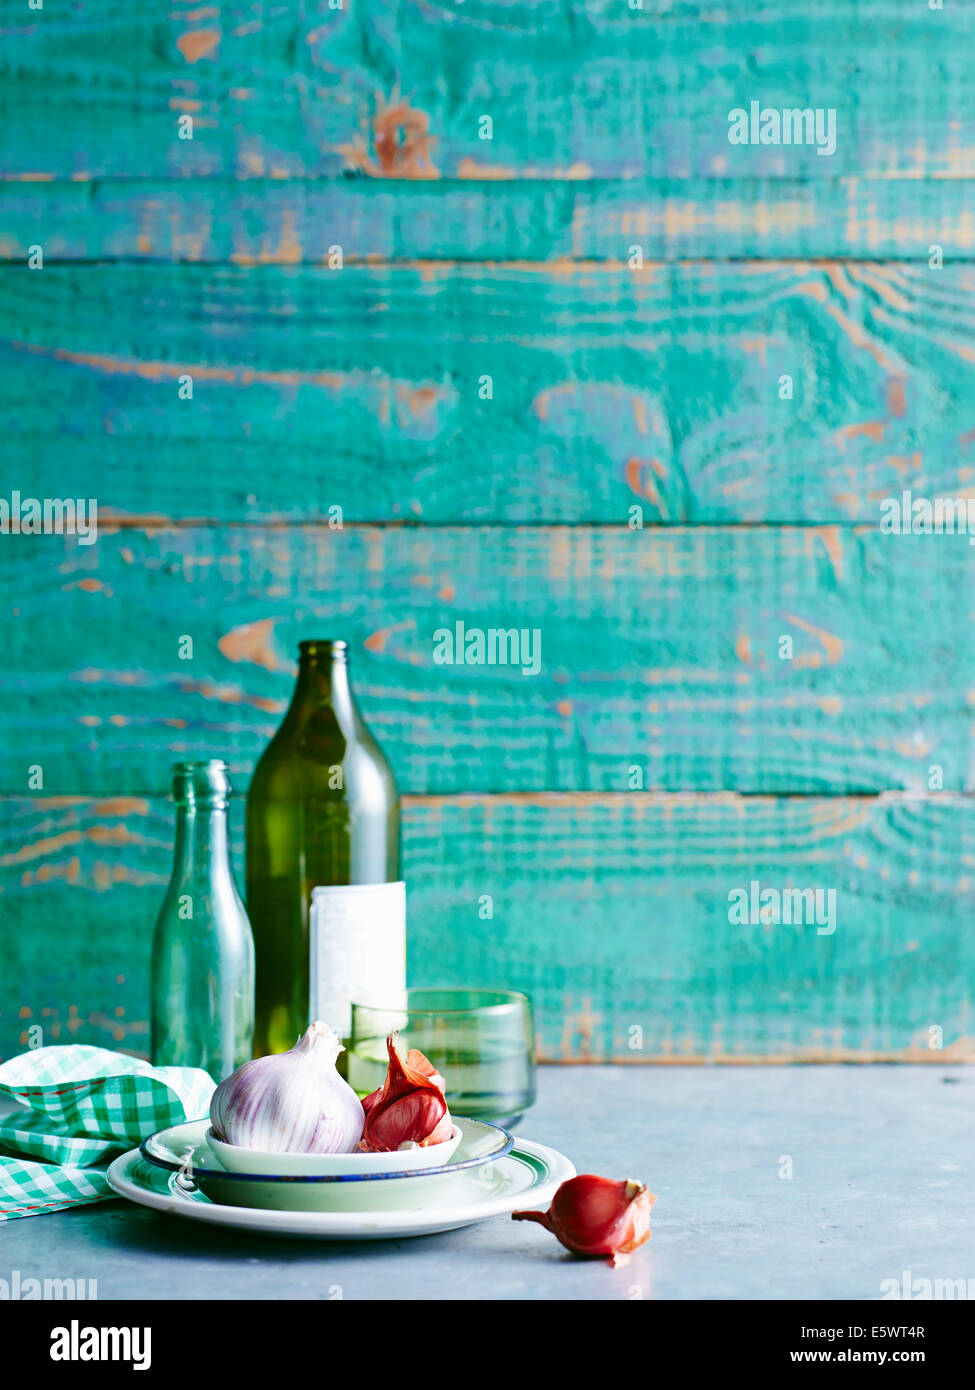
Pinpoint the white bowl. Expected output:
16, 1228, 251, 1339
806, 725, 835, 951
206, 1124, 463, 1177
143, 1118, 514, 1213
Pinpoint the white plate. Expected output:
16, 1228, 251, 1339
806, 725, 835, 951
107, 1139, 575, 1239
206, 1122, 464, 1176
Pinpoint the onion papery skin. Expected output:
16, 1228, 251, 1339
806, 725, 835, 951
360, 1034, 452, 1152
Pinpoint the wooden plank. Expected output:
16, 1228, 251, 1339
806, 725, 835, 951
4, 260, 975, 524
1, 525, 972, 796
2, 792, 973, 1063
3, 2, 975, 180
4, 178, 974, 263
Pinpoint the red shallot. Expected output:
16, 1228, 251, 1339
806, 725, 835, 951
513, 1175, 656, 1267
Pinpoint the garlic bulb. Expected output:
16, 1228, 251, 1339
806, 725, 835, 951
210, 1021, 364, 1154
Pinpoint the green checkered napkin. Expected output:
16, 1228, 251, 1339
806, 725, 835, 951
0, 1045, 215, 1220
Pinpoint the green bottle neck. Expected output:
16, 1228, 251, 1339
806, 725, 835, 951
287, 645, 358, 725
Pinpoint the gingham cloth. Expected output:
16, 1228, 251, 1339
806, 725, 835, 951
0, 1045, 215, 1220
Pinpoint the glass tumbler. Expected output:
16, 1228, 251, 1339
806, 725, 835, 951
349, 988, 536, 1127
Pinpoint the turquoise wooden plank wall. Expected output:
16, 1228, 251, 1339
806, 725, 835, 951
1, 1, 974, 1063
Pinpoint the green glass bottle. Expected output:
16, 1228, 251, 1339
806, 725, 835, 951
151, 761, 255, 1079
246, 640, 403, 1056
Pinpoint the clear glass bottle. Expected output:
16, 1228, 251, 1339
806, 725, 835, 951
151, 760, 254, 1078
246, 640, 402, 1056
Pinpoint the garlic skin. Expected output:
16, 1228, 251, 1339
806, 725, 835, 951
210, 1021, 364, 1154
360, 1033, 453, 1152
513, 1175, 656, 1267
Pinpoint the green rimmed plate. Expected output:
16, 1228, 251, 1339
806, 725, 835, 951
107, 1138, 574, 1238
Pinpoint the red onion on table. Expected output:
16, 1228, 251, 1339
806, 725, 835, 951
513, 1175, 656, 1267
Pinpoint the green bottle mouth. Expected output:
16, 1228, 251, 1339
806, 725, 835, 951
172, 759, 232, 807
298, 639, 348, 659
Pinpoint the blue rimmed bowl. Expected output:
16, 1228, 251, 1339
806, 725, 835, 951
141, 1118, 514, 1213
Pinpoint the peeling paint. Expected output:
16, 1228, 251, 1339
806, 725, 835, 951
335, 98, 440, 179
218, 618, 293, 673
176, 29, 219, 63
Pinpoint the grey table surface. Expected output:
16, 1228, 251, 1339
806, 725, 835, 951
2, 1065, 972, 1300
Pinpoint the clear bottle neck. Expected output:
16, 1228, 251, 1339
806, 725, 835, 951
172, 803, 233, 882
169, 761, 236, 887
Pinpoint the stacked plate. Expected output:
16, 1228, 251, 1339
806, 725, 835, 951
107, 1118, 575, 1239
